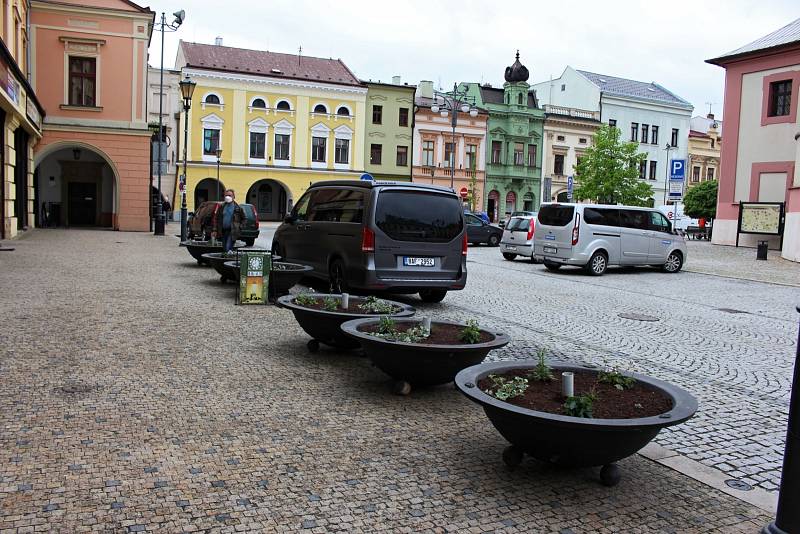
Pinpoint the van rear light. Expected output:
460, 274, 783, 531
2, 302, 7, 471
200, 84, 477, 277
253, 207, 259, 229
572, 213, 581, 245
462, 231, 468, 256
527, 218, 535, 241
361, 226, 375, 252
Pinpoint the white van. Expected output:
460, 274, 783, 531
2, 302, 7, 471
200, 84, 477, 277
533, 203, 687, 276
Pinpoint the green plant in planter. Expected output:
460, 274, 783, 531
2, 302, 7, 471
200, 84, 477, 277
378, 316, 396, 334
460, 319, 482, 344
358, 296, 397, 314
485, 374, 529, 401
598, 365, 635, 390
529, 349, 553, 382
368, 317, 429, 343
294, 293, 317, 307
322, 296, 339, 311
564, 390, 598, 418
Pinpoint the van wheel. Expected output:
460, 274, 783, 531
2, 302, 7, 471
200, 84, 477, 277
663, 251, 683, 273
488, 235, 500, 247
419, 289, 447, 303
544, 261, 561, 271
502, 253, 517, 261
329, 259, 348, 293
586, 252, 608, 276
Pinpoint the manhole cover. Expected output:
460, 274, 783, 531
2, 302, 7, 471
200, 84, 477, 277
724, 479, 753, 491
618, 313, 660, 322
57, 384, 94, 395
718, 308, 749, 314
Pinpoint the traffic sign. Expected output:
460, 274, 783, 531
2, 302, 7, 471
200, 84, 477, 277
670, 159, 686, 180
360, 173, 374, 181
459, 187, 468, 199
567, 176, 574, 201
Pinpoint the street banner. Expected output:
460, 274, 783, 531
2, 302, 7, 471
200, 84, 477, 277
238, 250, 271, 305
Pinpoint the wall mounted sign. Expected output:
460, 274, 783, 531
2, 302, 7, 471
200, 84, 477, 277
739, 202, 783, 235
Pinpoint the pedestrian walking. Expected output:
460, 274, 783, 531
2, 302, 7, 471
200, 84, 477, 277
212, 189, 243, 253
163, 197, 172, 221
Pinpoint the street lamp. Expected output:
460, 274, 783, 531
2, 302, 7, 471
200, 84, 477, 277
153, 9, 185, 236
216, 147, 223, 201
430, 83, 479, 189
662, 143, 674, 206
178, 74, 196, 242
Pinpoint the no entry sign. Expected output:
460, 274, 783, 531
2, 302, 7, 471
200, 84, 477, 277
460, 187, 468, 199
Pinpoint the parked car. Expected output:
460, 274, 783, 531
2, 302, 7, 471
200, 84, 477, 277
188, 201, 260, 246
533, 203, 687, 275
500, 214, 537, 261
465, 213, 503, 246
272, 180, 467, 303
464, 209, 490, 224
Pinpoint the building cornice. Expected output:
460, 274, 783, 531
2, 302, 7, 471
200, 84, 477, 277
183, 67, 368, 96
187, 161, 366, 175
602, 93, 693, 113
32, 0, 154, 21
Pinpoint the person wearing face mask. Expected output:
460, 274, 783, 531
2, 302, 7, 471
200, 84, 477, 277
212, 189, 243, 253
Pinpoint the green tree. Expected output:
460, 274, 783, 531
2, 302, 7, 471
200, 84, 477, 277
683, 179, 718, 219
573, 124, 653, 206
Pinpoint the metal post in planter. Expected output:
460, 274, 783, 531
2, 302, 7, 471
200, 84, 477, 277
764, 306, 800, 534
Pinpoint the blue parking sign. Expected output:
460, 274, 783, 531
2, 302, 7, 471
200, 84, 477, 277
567, 175, 574, 201
670, 159, 686, 180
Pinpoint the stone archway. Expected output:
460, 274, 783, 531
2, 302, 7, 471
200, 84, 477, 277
245, 179, 292, 221
194, 178, 225, 208
487, 189, 500, 222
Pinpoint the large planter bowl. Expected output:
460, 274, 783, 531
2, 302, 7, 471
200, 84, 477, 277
455, 360, 698, 485
341, 318, 510, 394
202, 252, 240, 280
180, 240, 243, 265
223, 260, 310, 296
277, 294, 415, 352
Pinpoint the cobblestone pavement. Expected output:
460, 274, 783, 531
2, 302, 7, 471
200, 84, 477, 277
0, 229, 776, 532
683, 240, 800, 287
447, 244, 799, 494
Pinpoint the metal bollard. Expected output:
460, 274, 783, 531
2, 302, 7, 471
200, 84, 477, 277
763, 306, 800, 534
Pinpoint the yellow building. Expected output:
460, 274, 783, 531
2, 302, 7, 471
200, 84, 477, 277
175, 40, 367, 220
687, 113, 721, 190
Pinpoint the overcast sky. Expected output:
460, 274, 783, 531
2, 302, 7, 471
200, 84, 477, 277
145, 0, 799, 122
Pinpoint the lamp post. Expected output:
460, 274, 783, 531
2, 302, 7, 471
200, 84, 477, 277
216, 147, 222, 201
152, 9, 185, 236
178, 75, 196, 242
430, 83, 479, 189
662, 143, 674, 206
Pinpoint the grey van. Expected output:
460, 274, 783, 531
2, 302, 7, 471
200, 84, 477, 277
272, 180, 467, 302
533, 203, 687, 275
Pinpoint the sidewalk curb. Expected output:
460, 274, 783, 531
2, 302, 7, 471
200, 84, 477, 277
639, 443, 777, 513
684, 267, 800, 288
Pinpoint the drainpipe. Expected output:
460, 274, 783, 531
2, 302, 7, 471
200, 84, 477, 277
25, 0, 31, 82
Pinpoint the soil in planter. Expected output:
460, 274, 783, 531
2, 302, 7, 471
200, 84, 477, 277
477, 369, 672, 419
294, 297, 403, 315
358, 321, 493, 345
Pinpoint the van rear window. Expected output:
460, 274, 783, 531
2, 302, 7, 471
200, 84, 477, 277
537, 205, 575, 226
375, 190, 463, 242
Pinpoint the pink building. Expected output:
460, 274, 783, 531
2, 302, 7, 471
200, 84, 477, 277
707, 18, 800, 262
30, 0, 154, 231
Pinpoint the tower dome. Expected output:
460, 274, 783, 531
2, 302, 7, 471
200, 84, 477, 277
504, 50, 529, 83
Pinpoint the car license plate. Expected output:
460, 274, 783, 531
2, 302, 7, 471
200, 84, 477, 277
505, 245, 517, 251
543, 246, 557, 254
403, 257, 435, 267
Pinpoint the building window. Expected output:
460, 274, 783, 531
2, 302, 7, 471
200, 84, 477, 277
370, 144, 382, 165
249, 131, 265, 159
444, 142, 455, 167
641, 124, 649, 144
639, 161, 646, 179
276, 100, 291, 111
396, 146, 408, 166
336, 106, 350, 116
575, 156, 582, 175
68, 56, 96, 107
203, 129, 219, 155
671, 128, 679, 147
554, 154, 565, 175
556, 135, 565, 142
313, 103, 328, 114
649, 160, 657, 180
513, 143, 524, 166
630, 122, 638, 142
466, 144, 477, 169
527, 144, 536, 167
204, 94, 220, 105
372, 105, 382, 124
398, 107, 409, 127
609, 119, 617, 128
561, 84, 566, 91
251, 98, 266, 109
692, 166, 700, 182
491, 141, 502, 164
334, 138, 349, 164
422, 140, 434, 166
578, 138, 587, 144
518, 93, 524, 105
706, 167, 715, 181
312, 136, 327, 162
711, 138, 715, 148
275, 134, 290, 160
768, 80, 792, 117
651, 125, 659, 145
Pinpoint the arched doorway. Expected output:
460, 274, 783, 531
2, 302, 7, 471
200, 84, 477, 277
523, 192, 535, 211
556, 191, 570, 202
34, 144, 119, 228
487, 190, 500, 222
194, 178, 225, 208
505, 191, 517, 217
245, 179, 292, 221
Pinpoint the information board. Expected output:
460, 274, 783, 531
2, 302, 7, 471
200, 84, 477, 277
238, 250, 271, 305
739, 203, 783, 235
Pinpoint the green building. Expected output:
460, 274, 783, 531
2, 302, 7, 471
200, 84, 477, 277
461, 53, 544, 221
363, 79, 416, 181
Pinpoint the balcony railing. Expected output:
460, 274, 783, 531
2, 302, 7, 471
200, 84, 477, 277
543, 104, 600, 121
415, 166, 484, 179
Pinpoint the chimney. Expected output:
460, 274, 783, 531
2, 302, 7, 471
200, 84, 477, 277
392, 75, 401, 85
417, 80, 434, 99
706, 112, 715, 120
215, 36, 223, 46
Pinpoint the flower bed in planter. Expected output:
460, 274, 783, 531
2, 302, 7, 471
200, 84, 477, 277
455, 359, 697, 486
277, 294, 415, 352
180, 240, 243, 265
341, 318, 509, 395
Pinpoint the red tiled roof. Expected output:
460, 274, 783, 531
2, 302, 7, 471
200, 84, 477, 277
689, 130, 710, 138
180, 41, 362, 87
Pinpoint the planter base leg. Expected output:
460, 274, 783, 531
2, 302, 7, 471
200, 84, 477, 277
762, 522, 789, 534
600, 463, 621, 487
392, 380, 412, 396
307, 339, 320, 353
502, 446, 524, 468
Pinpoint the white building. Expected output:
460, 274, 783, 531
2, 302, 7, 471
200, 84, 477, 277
533, 67, 694, 205
147, 66, 182, 217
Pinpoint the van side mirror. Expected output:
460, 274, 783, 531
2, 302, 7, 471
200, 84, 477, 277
284, 214, 297, 224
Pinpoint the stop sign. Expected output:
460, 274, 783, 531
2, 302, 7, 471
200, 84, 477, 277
459, 187, 468, 199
